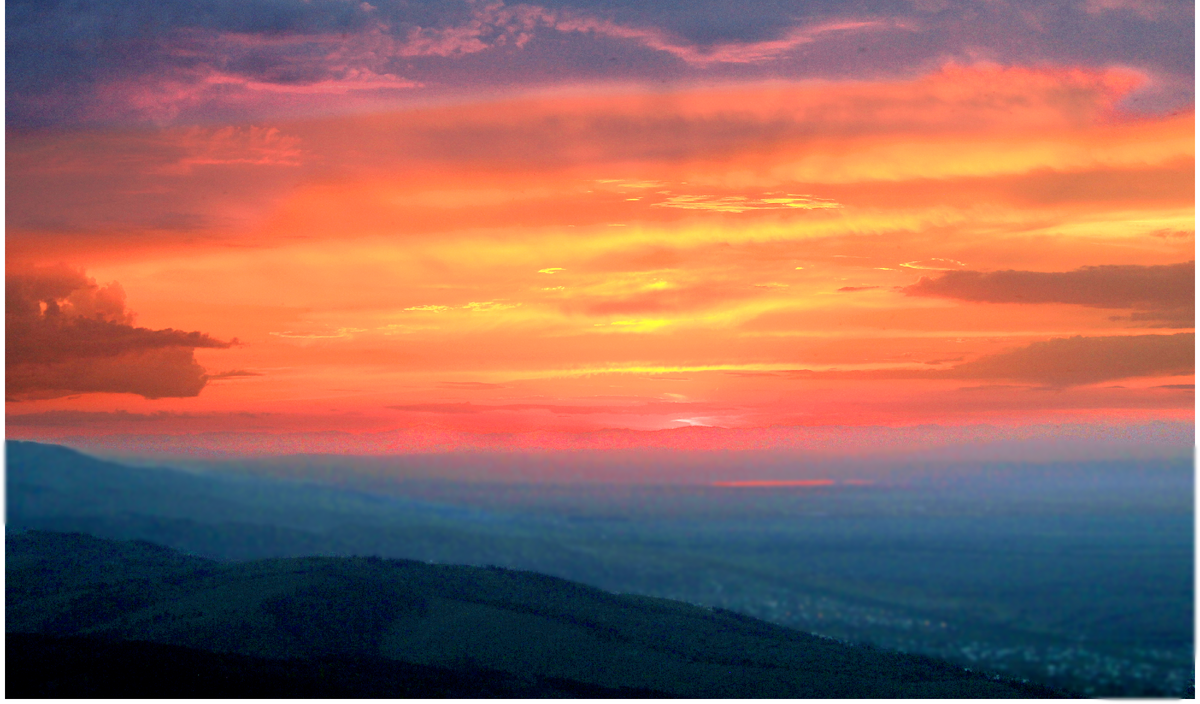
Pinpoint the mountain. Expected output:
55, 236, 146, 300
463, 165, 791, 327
6, 530, 1063, 698
6, 440, 1191, 696
5, 440, 545, 564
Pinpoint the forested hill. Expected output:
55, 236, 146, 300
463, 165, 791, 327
6, 531, 1064, 698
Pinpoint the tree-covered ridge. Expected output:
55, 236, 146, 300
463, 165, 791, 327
7, 531, 1064, 698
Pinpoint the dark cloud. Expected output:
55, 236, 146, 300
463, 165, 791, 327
779, 333, 1193, 387
944, 333, 1194, 386
904, 262, 1194, 326
838, 286, 879, 292
922, 357, 963, 365
6, 265, 233, 401
7, 0, 1192, 128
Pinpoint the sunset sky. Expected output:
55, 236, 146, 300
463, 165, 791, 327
6, 0, 1194, 458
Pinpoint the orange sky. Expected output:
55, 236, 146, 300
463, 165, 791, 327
6, 64, 1194, 452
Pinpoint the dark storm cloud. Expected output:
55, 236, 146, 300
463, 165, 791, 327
904, 262, 1194, 326
7, 0, 1193, 128
6, 265, 233, 400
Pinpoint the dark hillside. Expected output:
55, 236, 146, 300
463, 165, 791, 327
7, 632, 669, 698
6, 531, 1066, 698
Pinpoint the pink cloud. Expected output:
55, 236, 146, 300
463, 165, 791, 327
202, 70, 420, 95
56, 3, 904, 124
1082, 0, 1167, 21
428, 3, 892, 66
170, 126, 304, 170
552, 15, 889, 65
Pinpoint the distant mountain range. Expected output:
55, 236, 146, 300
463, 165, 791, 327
7, 440, 1188, 696
7, 530, 1064, 698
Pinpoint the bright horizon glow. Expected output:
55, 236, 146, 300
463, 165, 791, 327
712, 480, 838, 487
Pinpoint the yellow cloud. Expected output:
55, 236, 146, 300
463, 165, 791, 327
652, 194, 842, 213
901, 259, 966, 271
269, 327, 366, 340
598, 319, 674, 332
464, 301, 522, 312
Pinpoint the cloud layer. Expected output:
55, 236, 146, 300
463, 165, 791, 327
4, 4, 1191, 441
6, 265, 232, 400
781, 333, 1194, 387
905, 262, 1195, 326
8, 0, 1192, 127
946, 333, 1194, 386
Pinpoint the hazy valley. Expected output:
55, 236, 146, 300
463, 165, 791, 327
6, 440, 1193, 697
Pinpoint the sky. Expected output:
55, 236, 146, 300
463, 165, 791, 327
5, 0, 1195, 460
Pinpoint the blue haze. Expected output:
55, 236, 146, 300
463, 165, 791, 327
5, 440, 1193, 696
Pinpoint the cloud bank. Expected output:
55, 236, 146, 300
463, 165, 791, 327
780, 333, 1194, 387
945, 333, 1194, 386
905, 262, 1194, 326
6, 265, 233, 400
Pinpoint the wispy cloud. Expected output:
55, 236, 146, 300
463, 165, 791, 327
437, 381, 508, 390
464, 301, 521, 312
550, 14, 889, 65
168, 126, 303, 172
1082, 0, 1167, 20
386, 399, 725, 415
900, 259, 966, 271
652, 194, 842, 213
269, 327, 367, 339
207, 369, 265, 380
